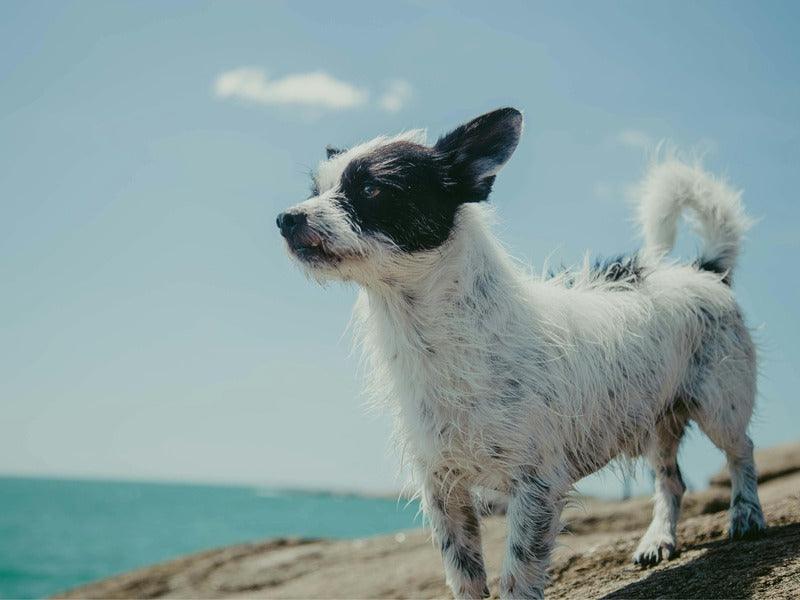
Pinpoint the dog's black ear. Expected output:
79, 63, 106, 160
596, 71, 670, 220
434, 107, 523, 202
326, 145, 345, 159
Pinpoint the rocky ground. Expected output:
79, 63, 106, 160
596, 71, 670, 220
58, 443, 800, 599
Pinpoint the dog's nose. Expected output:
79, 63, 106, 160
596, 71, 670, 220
276, 211, 307, 238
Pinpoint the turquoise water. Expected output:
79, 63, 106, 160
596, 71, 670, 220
0, 477, 421, 599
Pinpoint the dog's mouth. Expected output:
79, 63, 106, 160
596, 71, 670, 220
290, 240, 336, 262
286, 229, 340, 264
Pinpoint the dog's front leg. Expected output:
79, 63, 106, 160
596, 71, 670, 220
500, 471, 565, 600
422, 473, 489, 600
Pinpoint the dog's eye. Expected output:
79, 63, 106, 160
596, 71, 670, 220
363, 184, 380, 199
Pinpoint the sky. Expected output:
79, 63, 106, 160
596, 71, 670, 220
1, 1, 798, 498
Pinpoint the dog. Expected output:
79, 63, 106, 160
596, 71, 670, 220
277, 108, 766, 599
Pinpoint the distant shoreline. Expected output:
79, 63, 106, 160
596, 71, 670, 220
0, 473, 406, 500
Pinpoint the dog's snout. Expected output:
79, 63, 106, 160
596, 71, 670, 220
276, 211, 307, 238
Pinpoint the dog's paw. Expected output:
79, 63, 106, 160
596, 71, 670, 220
453, 580, 490, 600
499, 574, 544, 600
632, 538, 678, 568
729, 501, 767, 540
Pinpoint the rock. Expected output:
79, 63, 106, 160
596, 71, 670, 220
710, 441, 800, 487
56, 442, 800, 600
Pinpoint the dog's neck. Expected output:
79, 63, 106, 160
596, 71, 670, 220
359, 204, 521, 351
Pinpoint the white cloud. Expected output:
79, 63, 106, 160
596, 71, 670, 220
615, 129, 653, 151
213, 68, 368, 110
378, 79, 413, 113
214, 68, 414, 113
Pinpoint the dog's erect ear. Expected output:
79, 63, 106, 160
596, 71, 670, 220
326, 145, 345, 159
434, 107, 523, 202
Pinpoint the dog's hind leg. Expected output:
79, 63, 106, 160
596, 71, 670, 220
689, 313, 766, 538
697, 423, 767, 539
633, 416, 687, 567
689, 383, 766, 537
724, 435, 767, 538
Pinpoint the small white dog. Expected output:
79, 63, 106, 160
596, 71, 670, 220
277, 108, 766, 599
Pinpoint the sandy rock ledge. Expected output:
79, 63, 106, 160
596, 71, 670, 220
57, 443, 800, 600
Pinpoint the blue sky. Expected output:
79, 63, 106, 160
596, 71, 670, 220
1, 1, 798, 497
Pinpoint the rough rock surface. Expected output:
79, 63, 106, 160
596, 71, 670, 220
57, 444, 800, 599
709, 441, 800, 487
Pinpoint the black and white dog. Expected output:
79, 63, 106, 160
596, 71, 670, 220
277, 108, 766, 599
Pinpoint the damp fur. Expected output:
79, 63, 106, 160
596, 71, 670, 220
278, 108, 766, 599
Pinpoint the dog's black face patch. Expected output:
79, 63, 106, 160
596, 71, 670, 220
337, 141, 459, 252
332, 107, 523, 253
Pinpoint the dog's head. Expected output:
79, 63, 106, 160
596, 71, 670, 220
277, 107, 523, 282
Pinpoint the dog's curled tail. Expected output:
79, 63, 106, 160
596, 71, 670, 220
637, 160, 752, 282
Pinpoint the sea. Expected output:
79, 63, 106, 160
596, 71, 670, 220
0, 477, 421, 599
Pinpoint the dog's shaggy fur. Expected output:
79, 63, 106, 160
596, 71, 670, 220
277, 108, 766, 599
